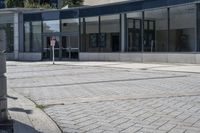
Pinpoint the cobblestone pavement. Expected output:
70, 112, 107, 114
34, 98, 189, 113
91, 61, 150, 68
7, 61, 200, 133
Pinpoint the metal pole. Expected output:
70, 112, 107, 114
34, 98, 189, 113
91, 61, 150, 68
0, 38, 8, 122
52, 44, 55, 65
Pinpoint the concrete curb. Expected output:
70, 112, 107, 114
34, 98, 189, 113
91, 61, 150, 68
7, 89, 62, 133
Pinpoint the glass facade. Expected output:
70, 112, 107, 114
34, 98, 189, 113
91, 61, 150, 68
127, 12, 142, 52
82, 17, 99, 52
0, 0, 5, 8
100, 15, 120, 52
144, 8, 168, 52
125, 4, 197, 53
61, 19, 79, 33
169, 5, 196, 52
32, 21, 42, 52
0, 24, 14, 53
24, 21, 42, 52
22, 2, 200, 60
43, 20, 60, 33
81, 15, 120, 52
24, 22, 31, 52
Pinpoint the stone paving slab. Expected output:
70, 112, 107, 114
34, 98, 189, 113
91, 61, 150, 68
6, 61, 200, 133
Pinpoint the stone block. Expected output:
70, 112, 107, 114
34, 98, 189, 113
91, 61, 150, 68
168, 54, 196, 64
120, 53, 132, 61
120, 53, 142, 62
143, 53, 168, 63
79, 53, 89, 61
0, 53, 6, 74
104, 53, 120, 61
0, 30, 6, 51
196, 54, 200, 64
18, 53, 42, 61
0, 75, 6, 97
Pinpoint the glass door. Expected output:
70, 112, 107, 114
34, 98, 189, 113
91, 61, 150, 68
62, 36, 70, 59
70, 36, 79, 59
62, 35, 79, 60
43, 36, 60, 60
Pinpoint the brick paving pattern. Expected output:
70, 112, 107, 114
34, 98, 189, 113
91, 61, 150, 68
7, 62, 200, 133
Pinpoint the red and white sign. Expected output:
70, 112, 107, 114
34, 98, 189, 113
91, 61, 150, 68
50, 36, 56, 46
50, 40, 56, 47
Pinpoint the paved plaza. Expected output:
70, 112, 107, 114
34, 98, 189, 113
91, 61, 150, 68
6, 61, 200, 133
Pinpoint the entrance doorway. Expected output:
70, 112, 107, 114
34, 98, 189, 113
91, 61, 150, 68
42, 35, 79, 60
43, 36, 60, 60
62, 35, 79, 60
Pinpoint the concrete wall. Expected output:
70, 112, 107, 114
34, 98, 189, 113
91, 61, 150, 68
6, 53, 15, 61
18, 53, 42, 61
79, 52, 200, 64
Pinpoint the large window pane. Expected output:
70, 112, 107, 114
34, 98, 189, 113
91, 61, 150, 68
24, 22, 31, 52
24, 21, 42, 52
0, 23, 14, 53
80, 18, 86, 52
169, 5, 196, 52
85, 17, 99, 52
144, 9, 168, 52
61, 19, 79, 33
127, 12, 142, 52
100, 15, 120, 52
43, 20, 60, 33
32, 21, 42, 52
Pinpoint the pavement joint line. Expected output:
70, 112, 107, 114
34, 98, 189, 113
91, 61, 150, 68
77, 121, 98, 129
153, 69, 200, 75
11, 75, 188, 89
113, 119, 130, 128
156, 120, 169, 130
33, 92, 200, 106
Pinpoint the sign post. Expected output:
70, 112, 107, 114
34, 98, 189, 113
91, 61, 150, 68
51, 37, 56, 65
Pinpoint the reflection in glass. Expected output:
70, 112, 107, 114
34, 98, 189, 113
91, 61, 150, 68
127, 12, 142, 52
85, 17, 99, 52
43, 20, 60, 33
32, 21, 42, 52
24, 21, 42, 52
61, 19, 79, 33
101, 15, 120, 52
0, 23, 14, 53
24, 22, 31, 52
144, 9, 168, 52
169, 5, 196, 52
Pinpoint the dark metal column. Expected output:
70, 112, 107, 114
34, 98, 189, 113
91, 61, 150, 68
141, 11, 144, 53
0, 37, 8, 122
167, 8, 170, 52
197, 3, 200, 52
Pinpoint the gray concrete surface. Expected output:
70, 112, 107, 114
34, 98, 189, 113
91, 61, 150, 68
79, 53, 200, 64
8, 89, 62, 133
7, 61, 200, 133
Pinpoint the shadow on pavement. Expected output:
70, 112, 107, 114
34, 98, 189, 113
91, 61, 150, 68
7, 95, 18, 100
8, 108, 33, 114
13, 120, 40, 133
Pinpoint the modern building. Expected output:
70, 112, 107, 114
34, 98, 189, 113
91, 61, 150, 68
1, 0, 200, 63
